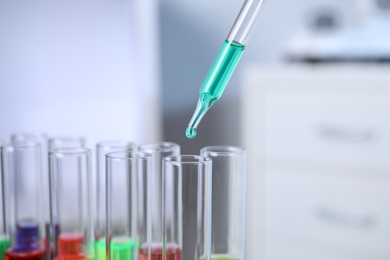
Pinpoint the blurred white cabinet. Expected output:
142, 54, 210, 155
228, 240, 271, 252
241, 65, 390, 260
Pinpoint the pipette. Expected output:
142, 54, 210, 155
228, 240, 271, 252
185, 0, 267, 139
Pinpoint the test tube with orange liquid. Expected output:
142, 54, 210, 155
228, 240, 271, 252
49, 148, 94, 260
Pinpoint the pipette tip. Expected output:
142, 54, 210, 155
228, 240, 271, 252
185, 127, 197, 139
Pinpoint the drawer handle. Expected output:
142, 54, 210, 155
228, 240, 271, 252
315, 206, 376, 228
317, 125, 375, 143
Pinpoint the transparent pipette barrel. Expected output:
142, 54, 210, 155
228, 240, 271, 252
200, 146, 246, 260
105, 151, 151, 260
138, 142, 180, 247
0, 145, 13, 260
186, 0, 267, 139
49, 148, 94, 260
163, 155, 212, 260
226, 0, 266, 45
48, 136, 86, 151
95, 141, 137, 240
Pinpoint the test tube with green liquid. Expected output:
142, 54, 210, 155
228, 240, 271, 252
95, 140, 137, 253
186, 0, 267, 139
105, 151, 152, 260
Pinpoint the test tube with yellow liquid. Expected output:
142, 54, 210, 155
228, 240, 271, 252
200, 146, 246, 260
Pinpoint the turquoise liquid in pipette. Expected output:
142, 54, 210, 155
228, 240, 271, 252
186, 40, 245, 139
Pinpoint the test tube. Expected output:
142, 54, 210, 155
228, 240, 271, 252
163, 155, 212, 260
138, 142, 180, 251
4, 142, 45, 260
200, 146, 246, 260
49, 148, 94, 260
47, 135, 84, 250
48, 136, 86, 151
95, 142, 137, 260
10, 134, 48, 177
96, 141, 137, 240
105, 151, 152, 260
11, 134, 50, 251
0, 145, 12, 260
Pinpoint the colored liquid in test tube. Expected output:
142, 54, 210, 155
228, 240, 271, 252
57, 234, 84, 257
5, 220, 45, 260
95, 237, 134, 260
186, 0, 267, 138
0, 238, 10, 260
138, 244, 182, 260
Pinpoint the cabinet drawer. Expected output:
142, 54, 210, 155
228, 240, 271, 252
265, 232, 390, 260
242, 65, 390, 167
265, 170, 390, 253
264, 90, 390, 167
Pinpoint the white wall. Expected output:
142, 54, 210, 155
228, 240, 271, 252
0, 0, 161, 146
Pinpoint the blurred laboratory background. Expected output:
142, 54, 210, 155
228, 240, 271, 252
1, 0, 390, 259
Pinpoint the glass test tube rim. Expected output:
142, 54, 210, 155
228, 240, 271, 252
13, 141, 41, 149
139, 142, 180, 153
97, 140, 137, 151
49, 135, 85, 142
163, 155, 212, 166
11, 133, 48, 141
105, 151, 152, 161
49, 148, 91, 158
48, 135, 86, 149
201, 146, 246, 156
